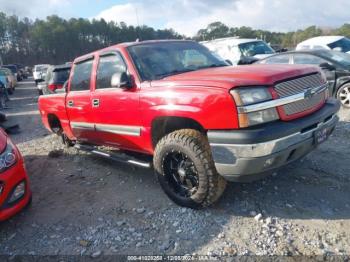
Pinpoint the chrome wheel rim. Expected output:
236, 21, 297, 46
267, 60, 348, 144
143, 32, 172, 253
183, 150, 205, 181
339, 86, 350, 106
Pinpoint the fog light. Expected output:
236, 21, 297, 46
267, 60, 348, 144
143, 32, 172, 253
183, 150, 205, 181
8, 181, 26, 204
264, 157, 275, 168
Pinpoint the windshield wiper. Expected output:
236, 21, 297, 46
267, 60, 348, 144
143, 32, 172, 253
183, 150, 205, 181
197, 64, 229, 70
155, 69, 196, 79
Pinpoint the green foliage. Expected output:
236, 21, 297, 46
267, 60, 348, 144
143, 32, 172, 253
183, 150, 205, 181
0, 13, 183, 66
0, 12, 349, 66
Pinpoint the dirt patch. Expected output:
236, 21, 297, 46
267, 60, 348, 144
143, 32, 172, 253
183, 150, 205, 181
0, 79, 349, 257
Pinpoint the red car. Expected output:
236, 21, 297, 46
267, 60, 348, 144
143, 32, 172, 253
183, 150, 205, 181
0, 129, 31, 221
38, 40, 340, 208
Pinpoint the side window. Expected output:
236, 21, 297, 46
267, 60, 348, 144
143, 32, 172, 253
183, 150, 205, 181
70, 59, 93, 91
293, 54, 326, 65
96, 53, 126, 89
264, 55, 290, 64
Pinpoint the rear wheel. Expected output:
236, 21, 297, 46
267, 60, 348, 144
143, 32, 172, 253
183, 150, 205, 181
153, 129, 226, 208
337, 84, 350, 108
61, 133, 75, 147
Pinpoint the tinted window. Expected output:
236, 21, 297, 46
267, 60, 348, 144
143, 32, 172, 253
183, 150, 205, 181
238, 41, 275, 56
263, 55, 290, 64
328, 37, 350, 52
53, 68, 71, 84
318, 50, 350, 67
293, 54, 326, 65
70, 60, 93, 91
96, 54, 126, 89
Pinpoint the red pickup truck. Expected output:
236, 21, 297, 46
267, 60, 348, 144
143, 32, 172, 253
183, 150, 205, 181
38, 40, 340, 208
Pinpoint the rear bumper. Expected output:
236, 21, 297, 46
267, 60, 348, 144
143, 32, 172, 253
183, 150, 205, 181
0, 159, 31, 222
208, 99, 340, 182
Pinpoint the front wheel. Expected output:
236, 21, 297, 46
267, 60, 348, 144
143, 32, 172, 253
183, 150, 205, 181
61, 133, 76, 147
153, 129, 227, 209
337, 84, 350, 108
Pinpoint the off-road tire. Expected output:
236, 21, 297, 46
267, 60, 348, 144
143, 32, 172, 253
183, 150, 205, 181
337, 84, 350, 108
153, 129, 227, 208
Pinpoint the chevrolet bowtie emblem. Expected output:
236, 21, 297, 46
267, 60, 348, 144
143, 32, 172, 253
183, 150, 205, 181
304, 88, 316, 99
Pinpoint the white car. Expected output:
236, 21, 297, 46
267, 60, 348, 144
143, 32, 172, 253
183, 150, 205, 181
296, 36, 350, 54
33, 64, 50, 85
201, 37, 275, 65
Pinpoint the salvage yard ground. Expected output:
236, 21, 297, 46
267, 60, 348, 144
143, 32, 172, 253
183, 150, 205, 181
0, 79, 350, 257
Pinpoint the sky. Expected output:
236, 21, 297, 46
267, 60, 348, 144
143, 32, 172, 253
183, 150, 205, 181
0, 0, 350, 36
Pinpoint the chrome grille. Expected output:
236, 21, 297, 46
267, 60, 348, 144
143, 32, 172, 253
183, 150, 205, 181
274, 73, 326, 116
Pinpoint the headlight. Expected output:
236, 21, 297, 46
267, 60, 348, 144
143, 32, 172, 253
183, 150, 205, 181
231, 87, 279, 128
0, 139, 17, 173
232, 87, 272, 105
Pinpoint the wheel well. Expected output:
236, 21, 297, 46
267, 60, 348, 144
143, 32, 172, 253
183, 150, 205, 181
151, 116, 205, 148
47, 114, 62, 134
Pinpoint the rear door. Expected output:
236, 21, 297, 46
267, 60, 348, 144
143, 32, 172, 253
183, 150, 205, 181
91, 51, 142, 150
66, 57, 97, 142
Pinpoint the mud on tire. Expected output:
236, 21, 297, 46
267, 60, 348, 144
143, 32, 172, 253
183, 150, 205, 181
153, 129, 227, 208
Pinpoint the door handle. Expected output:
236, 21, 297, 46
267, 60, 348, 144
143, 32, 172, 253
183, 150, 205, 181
67, 100, 74, 107
92, 99, 100, 107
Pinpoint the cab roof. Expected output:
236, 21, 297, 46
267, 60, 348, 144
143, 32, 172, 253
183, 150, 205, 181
74, 39, 193, 63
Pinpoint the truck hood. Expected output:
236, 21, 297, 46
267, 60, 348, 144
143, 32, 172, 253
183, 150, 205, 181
153, 64, 320, 90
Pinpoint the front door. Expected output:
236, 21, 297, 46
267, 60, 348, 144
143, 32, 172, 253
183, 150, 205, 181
66, 57, 96, 142
91, 52, 142, 151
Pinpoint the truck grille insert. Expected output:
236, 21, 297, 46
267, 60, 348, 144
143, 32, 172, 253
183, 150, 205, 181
274, 73, 326, 116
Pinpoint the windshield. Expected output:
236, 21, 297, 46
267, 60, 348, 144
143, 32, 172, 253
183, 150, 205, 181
328, 38, 350, 53
127, 41, 228, 81
238, 41, 275, 57
320, 50, 350, 67
35, 65, 49, 72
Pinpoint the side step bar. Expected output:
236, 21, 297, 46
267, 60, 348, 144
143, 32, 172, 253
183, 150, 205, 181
74, 144, 152, 168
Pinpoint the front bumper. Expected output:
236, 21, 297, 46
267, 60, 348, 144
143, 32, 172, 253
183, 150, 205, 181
208, 99, 340, 182
0, 159, 31, 222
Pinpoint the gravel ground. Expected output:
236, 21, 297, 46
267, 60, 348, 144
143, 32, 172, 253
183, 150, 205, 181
0, 79, 349, 258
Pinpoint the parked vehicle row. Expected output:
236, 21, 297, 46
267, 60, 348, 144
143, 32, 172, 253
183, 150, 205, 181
201, 37, 275, 65
203, 36, 350, 107
38, 40, 340, 208
38, 64, 71, 95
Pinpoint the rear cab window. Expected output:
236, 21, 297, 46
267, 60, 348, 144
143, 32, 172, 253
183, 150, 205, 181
70, 59, 94, 92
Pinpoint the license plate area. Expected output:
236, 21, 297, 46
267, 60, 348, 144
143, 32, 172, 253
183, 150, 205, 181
314, 126, 329, 145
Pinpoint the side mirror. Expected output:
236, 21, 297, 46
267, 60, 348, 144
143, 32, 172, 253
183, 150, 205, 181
111, 72, 132, 89
225, 59, 233, 65
319, 62, 335, 71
